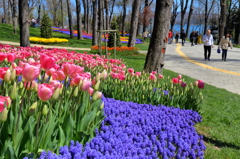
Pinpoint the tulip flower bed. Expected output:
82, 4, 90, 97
31, 96, 205, 158
30, 37, 68, 44
0, 43, 205, 158
90, 45, 140, 55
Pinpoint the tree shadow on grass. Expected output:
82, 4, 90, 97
203, 135, 240, 150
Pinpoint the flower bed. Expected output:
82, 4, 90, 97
90, 45, 140, 55
30, 37, 68, 44
33, 96, 205, 158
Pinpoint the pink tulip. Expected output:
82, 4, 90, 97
40, 54, 56, 71
38, 83, 55, 101
127, 68, 134, 73
7, 54, 16, 62
118, 74, 126, 81
22, 64, 40, 82
0, 96, 11, 112
0, 67, 9, 79
172, 78, 179, 84
14, 67, 23, 76
62, 62, 77, 77
70, 76, 83, 86
158, 74, 163, 79
178, 80, 182, 83
52, 70, 66, 81
151, 71, 157, 75
178, 75, 182, 79
24, 81, 36, 90
135, 72, 141, 76
50, 80, 62, 90
198, 80, 204, 83
198, 81, 205, 89
80, 79, 92, 91
194, 81, 198, 86
149, 73, 156, 80
88, 87, 94, 96
0, 53, 6, 62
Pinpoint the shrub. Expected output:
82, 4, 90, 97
107, 19, 121, 47
41, 13, 52, 38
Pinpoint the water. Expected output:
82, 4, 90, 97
172, 24, 205, 37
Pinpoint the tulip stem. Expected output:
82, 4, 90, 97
35, 111, 41, 157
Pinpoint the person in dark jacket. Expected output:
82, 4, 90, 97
190, 31, 195, 46
180, 29, 186, 46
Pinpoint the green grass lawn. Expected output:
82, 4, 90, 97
1, 23, 240, 158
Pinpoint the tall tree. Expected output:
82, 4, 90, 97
3, 0, 7, 22
186, 0, 195, 36
180, 0, 189, 33
202, 0, 216, 33
61, 0, 64, 28
8, 0, 13, 24
98, 0, 103, 30
92, 0, 98, 45
109, 0, 116, 24
218, 0, 227, 43
128, 0, 141, 47
105, 0, 109, 30
19, 0, 30, 47
67, 0, 74, 38
144, 0, 173, 73
121, 0, 128, 37
12, 0, 17, 34
142, 0, 154, 32
82, 0, 87, 31
170, 0, 180, 31
76, 0, 83, 39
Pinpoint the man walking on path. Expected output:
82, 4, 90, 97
202, 30, 214, 61
180, 29, 186, 46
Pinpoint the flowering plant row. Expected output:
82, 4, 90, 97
90, 45, 140, 55
31, 97, 205, 159
30, 37, 68, 44
0, 44, 110, 158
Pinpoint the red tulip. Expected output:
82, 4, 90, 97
0, 53, 6, 62
0, 67, 9, 79
181, 82, 187, 88
198, 82, 205, 89
70, 76, 83, 86
127, 68, 134, 73
38, 83, 55, 101
149, 74, 156, 80
172, 78, 179, 84
22, 64, 40, 82
40, 54, 56, 71
158, 74, 163, 79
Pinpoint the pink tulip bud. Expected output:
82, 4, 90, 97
24, 81, 36, 90
198, 80, 204, 83
178, 80, 182, 83
0, 53, 6, 62
135, 72, 141, 76
194, 81, 198, 86
151, 71, 157, 75
14, 67, 23, 76
149, 74, 156, 80
38, 83, 55, 101
50, 80, 62, 90
3, 69, 11, 82
80, 79, 92, 91
22, 64, 40, 82
0, 67, 9, 79
96, 73, 102, 81
7, 53, 16, 63
0, 96, 11, 112
40, 54, 56, 71
178, 75, 182, 79
101, 70, 108, 79
52, 70, 66, 81
88, 87, 94, 96
92, 91, 102, 100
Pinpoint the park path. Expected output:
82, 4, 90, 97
1, 40, 240, 95
165, 41, 240, 95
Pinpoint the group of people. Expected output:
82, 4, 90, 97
168, 29, 233, 62
30, 18, 40, 27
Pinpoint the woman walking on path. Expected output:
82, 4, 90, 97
175, 32, 179, 44
218, 33, 233, 61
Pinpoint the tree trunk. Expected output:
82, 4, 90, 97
204, 0, 208, 34
186, 0, 194, 37
109, 0, 115, 24
92, 0, 98, 45
61, 0, 64, 28
121, 0, 127, 37
12, 0, 17, 34
170, 0, 179, 31
98, 0, 103, 30
142, 0, 149, 32
82, 0, 87, 31
8, 0, 13, 24
3, 0, 7, 21
67, 0, 74, 38
127, 0, 141, 47
76, 0, 83, 39
105, 0, 109, 30
143, 0, 173, 74
37, 0, 41, 22
19, 0, 30, 47
180, 0, 188, 34
87, 0, 90, 33
218, 0, 227, 44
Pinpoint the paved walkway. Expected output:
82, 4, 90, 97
1, 40, 240, 95
165, 41, 240, 95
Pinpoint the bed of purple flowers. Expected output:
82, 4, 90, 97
31, 96, 205, 159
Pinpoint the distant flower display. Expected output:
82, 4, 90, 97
35, 96, 205, 158
30, 37, 68, 43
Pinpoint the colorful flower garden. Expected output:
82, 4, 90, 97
30, 37, 68, 44
0, 43, 205, 158
52, 27, 143, 44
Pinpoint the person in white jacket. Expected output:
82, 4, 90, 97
218, 33, 233, 61
202, 30, 214, 61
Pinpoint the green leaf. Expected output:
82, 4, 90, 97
58, 125, 66, 146
62, 113, 75, 143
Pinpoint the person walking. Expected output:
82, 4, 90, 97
195, 31, 199, 45
202, 30, 214, 61
190, 31, 195, 46
218, 33, 233, 61
168, 30, 173, 44
175, 31, 179, 44
180, 29, 186, 46
2, 17, 6, 23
